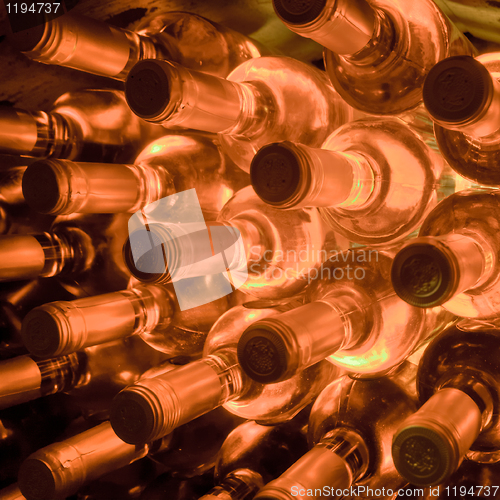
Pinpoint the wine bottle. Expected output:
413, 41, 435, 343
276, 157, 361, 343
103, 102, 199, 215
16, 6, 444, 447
236, 249, 456, 382
0, 394, 81, 490
10, 11, 271, 81
271, 0, 475, 115
0, 485, 26, 500
391, 188, 500, 319
0, 336, 165, 418
0, 90, 163, 163
21, 276, 243, 359
139, 474, 212, 500
110, 299, 341, 445
21, 133, 249, 218
199, 409, 310, 500
422, 53, 500, 187
0, 213, 130, 297
254, 364, 418, 499
124, 57, 357, 172
0, 278, 74, 360
250, 118, 473, 247
18, 408, 244, 499
392, 324, 500, 487
125, 185, 349, 300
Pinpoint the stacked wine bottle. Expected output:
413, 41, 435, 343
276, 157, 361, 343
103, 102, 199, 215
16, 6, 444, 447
1, 0, 500, 498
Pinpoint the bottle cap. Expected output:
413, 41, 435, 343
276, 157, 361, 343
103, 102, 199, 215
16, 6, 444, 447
125, 60, 171, 119
22, 160, 68, 214
391, 243, 455, 308
21, 306, 69, 358
110, 386, 158, 445
19, 459, 57, 500
250, 143, 302, 206
273, 0, 327, 25
392, 424, 455, 487
423, 56, 493, 124
237, 326, 288, 383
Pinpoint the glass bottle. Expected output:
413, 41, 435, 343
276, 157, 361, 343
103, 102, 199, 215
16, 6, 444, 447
271, 0, 475, 115
10, 11, 271, 81
0, 485, 25, 499
0, 278, 74, 360
391, 188, 500, 319
0, 213, 131, 297
139, 474, 212, 500
254, 363, 418, 499
0, 90, 163, 163
250, 118, 474, 247
0, 394, 81, 490
21, 133, 249, 218
109, 299, 341, 445
422, 53, 500, 187
200, 410, 310, 500
125, 185, 349, 300
20, 275, 243, 359
0, 336, 165, 418
124, 57, 357, 173
236, 249, 456, 382
18, 406, 244, 500
392, 324, 500, 487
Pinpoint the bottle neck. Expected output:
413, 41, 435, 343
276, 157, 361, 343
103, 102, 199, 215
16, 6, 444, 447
0, 352, 84, 409
251, 142, 374, 209
22, 159, 175, 215
110, 351, 244, 445
255, 428, 369, 499
201, 469, 264, 500
125, 60, 273, 138
274, 0, 376, 56
237, 294, 366, 383
0, 108, 73, 159
21, 284, 174, 358
18, 422, 149, 500
20, 12, 160, 80
0, 231, 77, 281
392, 232, 494, 308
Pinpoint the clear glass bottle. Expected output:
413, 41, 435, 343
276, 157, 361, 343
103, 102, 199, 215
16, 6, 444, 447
21, 133, 249, 218
254, 364, 418, 499
250, 118, 474, 247
0, 394, 81, 490
423, 53, 500, 187
0, 336, 165, 418
124, 57, 356, 173
271, 0, 475, 115
236, 249, 457, 381
392, 324, 500, 486
20, 276, 243, 359
391, 188, 500, 319
109, 299, 341, 445
200, 410, 310, 500
125, 185, 349, 300
0, 278, 74, 360
0, 213, 131, 297
18, 406, 244, 500
0, 90, 163, 163
10, 11, 271, 81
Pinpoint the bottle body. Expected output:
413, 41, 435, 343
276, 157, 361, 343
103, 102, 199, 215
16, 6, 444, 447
391, 189, 500, 319
22, 133, 249, 218
13, 11, 269, 80
0, 90, 163, 163
256, 367, 418, 499
237, 250, 456, 381
424, 53, 500, 187
125, 57, 355, 173
109, 299, 340, 445
392, 325, 500, 486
